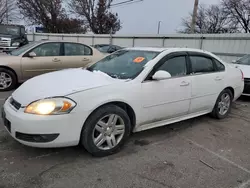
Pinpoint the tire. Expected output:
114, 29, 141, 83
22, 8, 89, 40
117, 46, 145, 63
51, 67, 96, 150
0, 68, 17, 91
81, 105, 131, 157
211, 89, 233, 119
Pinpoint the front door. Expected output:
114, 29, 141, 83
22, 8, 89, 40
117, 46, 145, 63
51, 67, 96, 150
21, 42, 63, 80
141, 53, 192, 125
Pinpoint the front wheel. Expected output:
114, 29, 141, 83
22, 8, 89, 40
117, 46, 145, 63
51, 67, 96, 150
0, 68, 17, 91
81, 105, 131, 157
211, 89, 233, 119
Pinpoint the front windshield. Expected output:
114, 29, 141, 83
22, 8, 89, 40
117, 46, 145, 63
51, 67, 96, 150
10, 42, 39, 56
0, 25, 20, 35
87, 50, 160, 79
236, 55, 250, 65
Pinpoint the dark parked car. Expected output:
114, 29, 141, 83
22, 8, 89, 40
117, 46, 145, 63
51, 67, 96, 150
0, 24, 29, 52
92, 44, 123, 54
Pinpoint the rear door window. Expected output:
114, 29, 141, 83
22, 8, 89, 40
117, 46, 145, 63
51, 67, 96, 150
64, 43, 92, 56
190, 56, 215, 74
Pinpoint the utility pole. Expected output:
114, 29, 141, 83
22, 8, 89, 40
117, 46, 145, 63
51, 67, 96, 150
157, 21, 161, 34
190, 0, 199, 33
6, 0, 8, 24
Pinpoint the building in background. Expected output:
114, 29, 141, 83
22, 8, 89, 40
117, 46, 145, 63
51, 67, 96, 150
26, 25, 46, 34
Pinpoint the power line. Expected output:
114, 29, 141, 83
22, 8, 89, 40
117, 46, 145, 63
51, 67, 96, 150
111, 0, 133, 6
110, 0, 143, 7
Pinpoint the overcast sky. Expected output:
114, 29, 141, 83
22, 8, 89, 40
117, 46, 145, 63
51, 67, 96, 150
112, 0, 220, 34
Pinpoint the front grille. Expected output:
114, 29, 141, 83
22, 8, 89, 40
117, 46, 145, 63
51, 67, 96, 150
16, 132, 59, 143
9, 97, 21, 110
4, 118, 11, 132
2, 109, 11, 132
243, 78, 250, 94
244, 78, 250, 83
0, 41, 10, 47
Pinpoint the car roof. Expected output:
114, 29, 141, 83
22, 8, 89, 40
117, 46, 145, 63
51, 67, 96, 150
124, 47, 212, 54
37, 40, 94, 46
39, 40, 81, 43
94, 44, 121, 47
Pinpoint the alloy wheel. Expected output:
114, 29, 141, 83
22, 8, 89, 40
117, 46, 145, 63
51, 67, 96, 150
218, 93, 231, 116
0, 72, 12, 90
92, 114, 125, 150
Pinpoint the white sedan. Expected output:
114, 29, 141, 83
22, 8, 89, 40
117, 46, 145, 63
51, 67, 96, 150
232, 54, 250, 96
2, 47, 244, 156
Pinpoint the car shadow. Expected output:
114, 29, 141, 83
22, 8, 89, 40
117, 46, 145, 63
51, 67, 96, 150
1, 115, 204, 161
238, 95, 250, 102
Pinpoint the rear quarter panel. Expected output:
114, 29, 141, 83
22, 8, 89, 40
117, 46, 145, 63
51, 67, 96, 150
224, 63, 244, 100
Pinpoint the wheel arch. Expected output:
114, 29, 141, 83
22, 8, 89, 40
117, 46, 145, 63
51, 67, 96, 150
0, 66, 18, 82
224, 86, 234, 98
82, 101, 136, 134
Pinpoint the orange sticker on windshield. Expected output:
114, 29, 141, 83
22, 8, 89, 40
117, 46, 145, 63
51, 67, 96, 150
133, 57, 145, 63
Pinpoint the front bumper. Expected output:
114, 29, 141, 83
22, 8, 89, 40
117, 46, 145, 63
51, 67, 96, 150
2, 97, 86, 148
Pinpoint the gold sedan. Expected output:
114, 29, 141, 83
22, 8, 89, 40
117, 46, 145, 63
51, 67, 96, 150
0, 40, 105, 91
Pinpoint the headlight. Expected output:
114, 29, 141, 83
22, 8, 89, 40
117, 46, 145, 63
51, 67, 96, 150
12, 42, 20, 47
24, 97, 76, 115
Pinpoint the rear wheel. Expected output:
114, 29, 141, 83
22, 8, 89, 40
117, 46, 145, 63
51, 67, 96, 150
81, 105, 131, 157
211, 89, 233, 119
0, 68, 17, 91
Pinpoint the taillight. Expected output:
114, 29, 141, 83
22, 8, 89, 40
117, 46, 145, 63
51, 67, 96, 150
240, 70, 244, 80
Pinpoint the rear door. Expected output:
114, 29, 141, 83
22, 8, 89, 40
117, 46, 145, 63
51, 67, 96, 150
60, 42, 94, 69
188, 52, 226, 113
21, 42, 63, 80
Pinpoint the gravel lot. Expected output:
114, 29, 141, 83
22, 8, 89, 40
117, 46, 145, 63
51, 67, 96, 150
1, 90, 250, 188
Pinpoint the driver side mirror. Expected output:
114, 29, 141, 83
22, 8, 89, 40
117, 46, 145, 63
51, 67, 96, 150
152, 70, 171, 80
28, 52, 36, 58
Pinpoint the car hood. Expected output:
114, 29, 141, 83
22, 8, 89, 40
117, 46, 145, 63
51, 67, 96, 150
12, 68, 124, 106
0, 34, 19, 39
233, 64, 250, 78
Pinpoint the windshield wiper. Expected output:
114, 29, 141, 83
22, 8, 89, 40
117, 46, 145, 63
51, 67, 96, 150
86, 67, 93, 72
109, 74, 120, 79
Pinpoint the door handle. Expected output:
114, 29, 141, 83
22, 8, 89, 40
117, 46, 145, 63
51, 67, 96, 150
180, 81, 190, 86
52, 58, 61, 62
215, 76, 222, 81
82, 58, 90, 61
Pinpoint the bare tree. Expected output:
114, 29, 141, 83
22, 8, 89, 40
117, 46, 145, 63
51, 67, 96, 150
56, 17, 87, 33
17, 0, 87, 33
69, 0, 121, 34
180, 4, 238, 33
0, 0, 19, 24
221, 0, 250, 33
